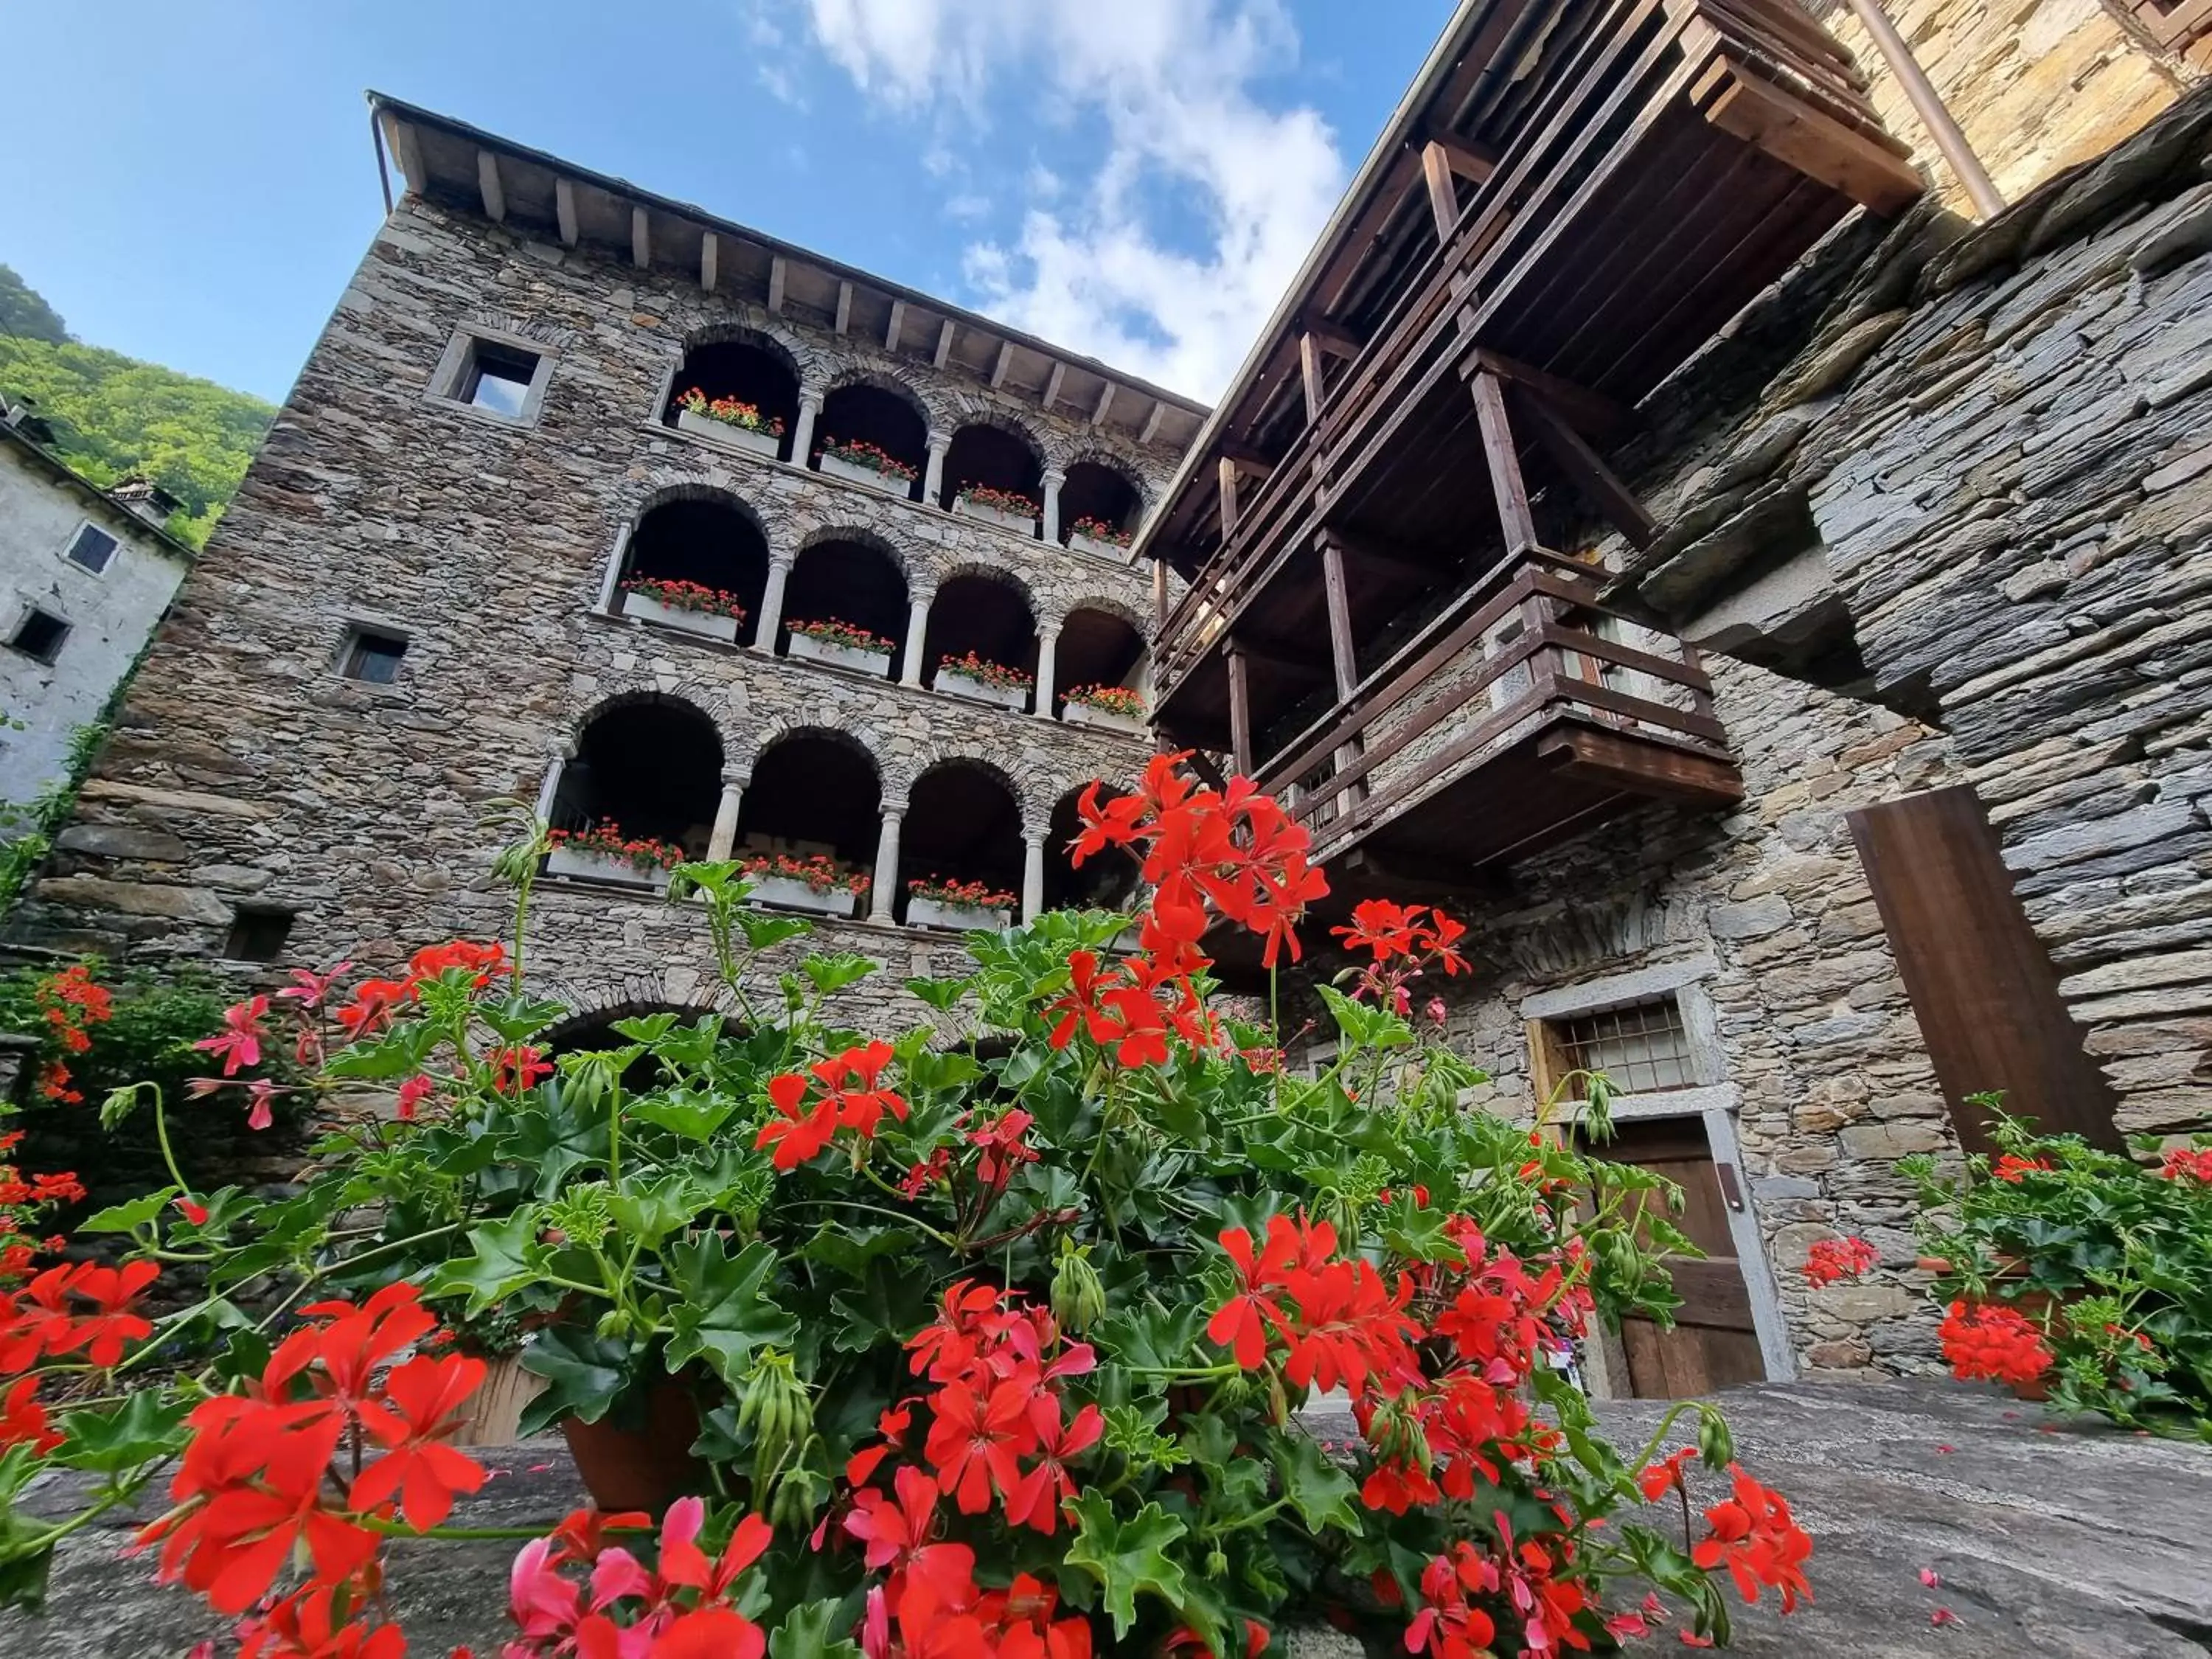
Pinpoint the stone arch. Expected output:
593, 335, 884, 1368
612, 485, 775, 646
737, 725, 885, 890
900, 748, 1035, 830
568, 681, 740, 760
1048, 591, 1147, 633
678, 318, 814, 385
795, 522, 917, 587
1056, 450, 1152, 543
552, 692, 728, 860
897, 754, 1030, 925
920, 563, 1040, 691
820, 364, 943, 434
541, 984, 735, 1046
734, 720, 883, 790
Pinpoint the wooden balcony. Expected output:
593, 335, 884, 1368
1258, 550, 1739, 885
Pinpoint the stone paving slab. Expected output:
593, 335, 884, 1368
4, 1378, 2208, 1656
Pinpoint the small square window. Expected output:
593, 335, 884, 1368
461, 341, 541, 417
224, 908, 295, 963
340, 627, 408, 684
1551, 997, 1696, 1094
8, 608, 69, 664
64, 524, 117, 574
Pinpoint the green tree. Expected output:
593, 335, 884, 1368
0, 264, 67, 344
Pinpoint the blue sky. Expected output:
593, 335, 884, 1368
1, 1, 1455, 406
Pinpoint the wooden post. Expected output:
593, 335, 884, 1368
1519, 391, 1658, 549
1217, 456, 1242, 540
1225, 644, 1254, 779
1298, 333, 1327, 425
1320, 535, 1364, 821
1470, 370, 1537, 557
1420, 141, 1460, 243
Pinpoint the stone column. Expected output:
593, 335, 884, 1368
1033, 622, 1060, 720
900, 590, 935, 688
706, 774, 746, 861
1022, 830, 1047, 923
790, 383, 824, 465
922, 429, 950, 508
754, 552, 795, 653
869, 804, 905, 924
1040, 467, 1066, 544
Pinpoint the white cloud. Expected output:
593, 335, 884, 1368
788, 0, 1345, 401
944, 193, 992, 222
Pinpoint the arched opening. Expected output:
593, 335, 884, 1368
940, 424, 1044, 525
619, 495, 771, 647
922, 572, 1037, 704
664, 335, 801, 461
1045, 785, 1141, 914
781, 538, 908, 669
1060, 462, 1143, 550
900, 762, 1024, 927
814, 384, 927, 501
548, 699, 723, 883
735, 733, 882, 914
1052, 605, 1149, 722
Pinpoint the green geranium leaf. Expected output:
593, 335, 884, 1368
769, 1597, 864, 1659
629, 1089, 738, 1144
607, 1175, 705, 1248
77, 1187, 178, 1234
611, 1012, 681, 1046
478, 993, 570, 1043
519, 1326, 634, 1432
322, 1020, 443, 1080
739, 912, 815, 952
664, 1235, 799, 1385
1270, 1432, 1361, 1534
54, 1391, 192, 1473
803, 953, 877, 995
425, 1210, 540, 1315
1064, 1493, 1190, 1638
902, 975, 977, 1012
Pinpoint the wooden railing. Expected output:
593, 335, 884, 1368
1252, 550, 1728, 860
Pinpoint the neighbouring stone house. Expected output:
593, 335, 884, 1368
0, 407, 192, 832
0, 96, 1203, 1032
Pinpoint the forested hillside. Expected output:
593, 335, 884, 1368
0, 264, 274, 549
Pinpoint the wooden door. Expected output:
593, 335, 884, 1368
1848, 786, 2123, 1152
1584, 1117, 1767, 1397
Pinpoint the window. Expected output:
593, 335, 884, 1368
7, 608, 69, 664
340, 627, 408, 684
64, 524, 118, 574
461, 340, 541, 417
224, 908, 296, 963
1552, 997, 1694, 1093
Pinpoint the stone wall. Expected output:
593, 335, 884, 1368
4, 192, 1175, 1028
1413, 653, 1964, 1377
1811, 0, 2196, 211
1612, 86, 2212, 1141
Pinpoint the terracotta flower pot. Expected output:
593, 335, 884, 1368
451, 1353, 549, 1450
559, 1383, 706, 1512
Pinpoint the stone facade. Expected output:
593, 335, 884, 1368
4, 185, 1178, 1032
0, 425, 191, 828
1820, 0, 2199, 211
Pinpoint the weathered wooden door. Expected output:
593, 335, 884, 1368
1847, 786, 2122, 1152
1585, 1117, 1767, 1397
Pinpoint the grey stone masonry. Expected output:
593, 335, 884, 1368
4, 189, 1181, 1032
1611, 85, 2212, 1142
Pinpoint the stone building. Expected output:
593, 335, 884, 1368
0, 406, 192, 830
1, 97, 1201, 1026
1134, 0, 2212, 1402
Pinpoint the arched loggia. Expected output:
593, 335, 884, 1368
665, 333, 801, 462
1051, 606, 1149, 722
941, 422, 1044, 530
813, 383, 928, 501
899, 761, 1026, 927
1044, 785, 1142, 914
618, 494, 771, 647
546, 698, 723, 884
779, 538, 908, 672
1059, 460, 1143, 551
734, 732, 883, 916
922, 571, 1038, 708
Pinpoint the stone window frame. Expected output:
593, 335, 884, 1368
333, 619, 411, 686
5, 600, 71, 667
1518, 953, 1796, 1391
60, 521, 119, 577
425, 324, 557, 428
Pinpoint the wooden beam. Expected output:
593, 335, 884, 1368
1216, 439, 1273, 479
554, 178, 579, 246
1320, 538, 1359, 702
1226, 635, 1327, 680
1139, 401, 1167, 445
381, 114, 426, 198
1299, 314, 1363, 360
1225, 645, 1255, 778
1217, 456, 1242, 540
699, 231, 717, 291
1462, 349, 1629, 437
1298, 333, 1327, 425
1699, 57, 1925, 215
990, 341, 1013, 388
1153, 557, 1169, 634
884, 299, 905, 352
1041, 362, 1066, 412
1470, 370, 1537, 556
1517, 391, 1659, 549
834, 280, 852, 335
933, 319, 956, 369
1422, 128, 1500, 184
1318, 527, 1450, 585
630, 205, 650, 271
1091, 383, 1115, 427
476, 150, 506, 223
767, 256, 787, 313
1419, 141, 1460, 242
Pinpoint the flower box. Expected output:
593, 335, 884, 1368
1063, 700, 1148, 737
908, 895, 1012, 931
622, 589, 742, 644
546, 844, 672, 889
819, 451, 914, 498
1068, 529, 1131, 560
935, 668, 1029, 712
677, 407, 782, 460
789, 631, 895, 676
954, 496, 1039, 537
751, 874, 861, 917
